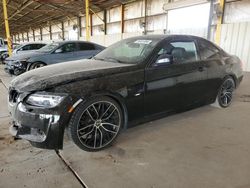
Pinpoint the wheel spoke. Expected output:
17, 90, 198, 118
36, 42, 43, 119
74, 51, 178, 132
100, 125, 117, 134
102, 122, 119, 128
78, 124, 94, 132
93, 128, 98, 148
86, 109, 95, 121
91, 104, 99, 119
80, 127, 94, 138
224, 95, 228, 104
102, 108, 116, 121
100, 104, 112, 119
98, 128, 103, 147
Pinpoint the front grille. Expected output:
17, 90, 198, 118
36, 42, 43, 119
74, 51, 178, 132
9, 88, 19, 103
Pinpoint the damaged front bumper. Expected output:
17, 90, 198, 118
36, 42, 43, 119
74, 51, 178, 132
8, 91, 73, 150
4, 61, 27, 75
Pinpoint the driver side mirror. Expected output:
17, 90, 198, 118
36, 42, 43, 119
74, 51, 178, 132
54, 48, 63, 53
155, 54, 173, 66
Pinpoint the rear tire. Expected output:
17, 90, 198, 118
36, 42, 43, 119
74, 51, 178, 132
213, 77, 235, 108
68, 96, 123, 152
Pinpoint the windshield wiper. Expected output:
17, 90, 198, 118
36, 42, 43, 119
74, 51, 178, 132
104, 57, 123, 63
93, 56, 122, 63
92, 57, 105, 61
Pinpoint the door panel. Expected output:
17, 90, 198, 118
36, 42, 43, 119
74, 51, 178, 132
144, 38, 208, 116
197, 38, 226, 102
49, 43, 77, 64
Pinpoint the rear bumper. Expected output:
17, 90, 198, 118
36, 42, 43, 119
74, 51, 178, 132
8, 97, 73, 150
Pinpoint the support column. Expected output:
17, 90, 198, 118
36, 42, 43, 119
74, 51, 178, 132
17, 33, 20, 43
27, 32, 29, 42
2, 0, 12, 55
85, 0, 90, 41
32, 29, 35, 41
207, 0, 214, 40
121, 4, 124, 34
40, 27, 43, 41
90, 13, 93, 36
104, 10, 107, 35
49, 25, 52, 41
61, 22, 65, 40
215, 0, 225, 44
78, 17, 82, 38
144, 0, 147, 35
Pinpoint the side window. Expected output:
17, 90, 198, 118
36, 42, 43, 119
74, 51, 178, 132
78, 43, 95, 51
30, 44, 45, 50
58, 43, 77, 53
22, 45, 32, 51
170, 41, 198, 63
156, 40, 198, 65
198, 39, 220, 60
38, 44, 46, 49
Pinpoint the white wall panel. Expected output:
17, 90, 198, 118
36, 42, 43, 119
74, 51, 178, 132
104, 34, 122, 46
92, 25, 105, 36
168, 27, 207, 38
147, 15, 167, 32
107, 22, 121, 34
224, 0, 250, 24
220, 22, 250, 71
124, 1, 144, 20
124, 19, 144, 33
92, 11, 104, 26
147, 0, 165, 16
107, 6, 121, 23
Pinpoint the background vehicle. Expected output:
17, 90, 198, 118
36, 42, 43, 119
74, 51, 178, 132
4, 40, 105, 75
8, 35, 243, 152
0, 38, 8, 62
1, 42, 46, 63
12, 42, 47, 54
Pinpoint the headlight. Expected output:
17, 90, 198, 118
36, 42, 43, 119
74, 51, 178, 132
26, 93, 66, 108
14, 58, 29, 67
14, 61, 23, 67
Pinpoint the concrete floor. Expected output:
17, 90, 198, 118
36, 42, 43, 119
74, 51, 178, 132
0, 64, 250, 188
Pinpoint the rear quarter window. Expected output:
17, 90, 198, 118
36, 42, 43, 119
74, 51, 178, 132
78, 43, 96, 51
198, 39, 221, 60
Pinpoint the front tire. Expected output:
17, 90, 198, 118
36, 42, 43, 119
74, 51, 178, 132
68, 97, 123, 151
29, 62, 46, 70
215, 77, 235, 108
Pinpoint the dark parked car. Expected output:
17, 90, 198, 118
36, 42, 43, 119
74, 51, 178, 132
8, 35, 243, 151
4, 40, 105, 75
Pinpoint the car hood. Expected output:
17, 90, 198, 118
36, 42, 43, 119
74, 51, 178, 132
10, 59, 135, 92
6, 51, 46, 61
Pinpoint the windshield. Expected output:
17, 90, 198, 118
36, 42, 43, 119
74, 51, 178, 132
94, 37, 160, 64
14, 44, 22, 50
38, 43, 60, 52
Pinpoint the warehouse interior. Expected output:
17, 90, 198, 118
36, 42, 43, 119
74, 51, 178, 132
0, 0, 250, 187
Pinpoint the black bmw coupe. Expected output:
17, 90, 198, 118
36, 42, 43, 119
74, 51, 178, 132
8, 35, 243, 151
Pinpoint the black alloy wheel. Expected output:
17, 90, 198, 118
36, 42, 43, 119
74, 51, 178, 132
68, 97, 123, 151
218, 77, 235, 108
30, 62, 46, 70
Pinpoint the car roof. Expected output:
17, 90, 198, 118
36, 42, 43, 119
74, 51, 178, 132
127, 34, 206, 41
20, 42, 47, 45
56, 40, 98, 45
